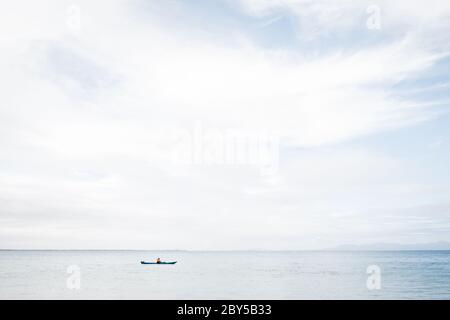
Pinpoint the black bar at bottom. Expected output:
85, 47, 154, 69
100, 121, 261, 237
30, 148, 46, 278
1, 300, 448, 319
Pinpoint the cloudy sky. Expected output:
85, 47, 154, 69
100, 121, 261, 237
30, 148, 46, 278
1, 0, 450, 250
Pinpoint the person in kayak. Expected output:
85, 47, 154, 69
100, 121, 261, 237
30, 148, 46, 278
156, 257, 161, 264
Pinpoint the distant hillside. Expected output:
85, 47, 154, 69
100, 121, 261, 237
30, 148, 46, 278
329, 241, 450, 251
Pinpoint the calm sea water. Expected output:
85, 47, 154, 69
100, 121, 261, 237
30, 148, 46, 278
0, 250, 449, 299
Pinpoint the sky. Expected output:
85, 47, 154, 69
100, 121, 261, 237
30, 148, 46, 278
1, 0, 450, 250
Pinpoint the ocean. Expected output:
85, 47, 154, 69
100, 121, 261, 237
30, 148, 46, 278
0, 250, 449, 299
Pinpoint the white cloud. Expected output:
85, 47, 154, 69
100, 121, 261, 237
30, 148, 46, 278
1, 0, 450, 249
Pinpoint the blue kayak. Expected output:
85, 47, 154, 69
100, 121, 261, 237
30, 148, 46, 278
140, 261, 177, 265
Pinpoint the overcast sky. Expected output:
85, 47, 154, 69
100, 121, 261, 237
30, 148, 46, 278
1, 0, 450, 249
